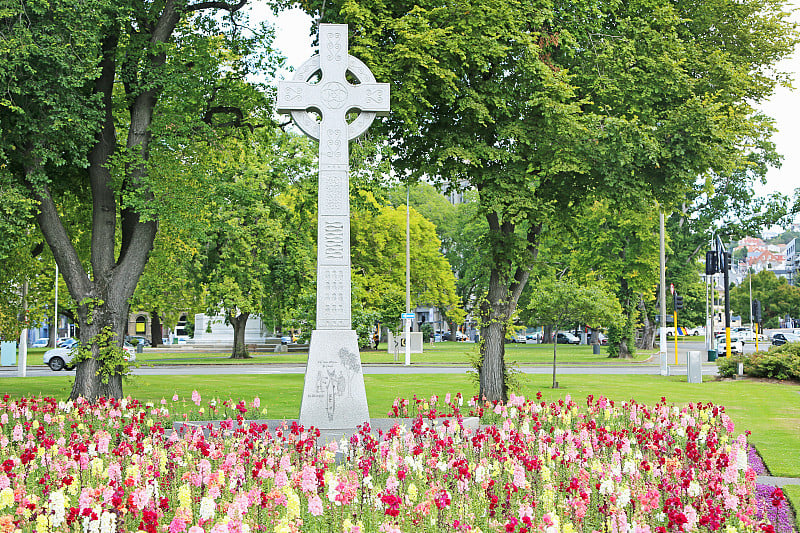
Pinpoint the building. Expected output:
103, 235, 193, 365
787, 238, 798, 286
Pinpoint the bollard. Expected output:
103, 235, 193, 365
686, 350, 702, 383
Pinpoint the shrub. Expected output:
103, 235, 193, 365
746, 343, 800, 380
716, 355, 746, 378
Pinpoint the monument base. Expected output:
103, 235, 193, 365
299, 329, 369, 429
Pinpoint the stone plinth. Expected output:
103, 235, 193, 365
299, 330, 369, 429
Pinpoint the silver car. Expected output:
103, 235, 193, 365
43, 343, 136, 371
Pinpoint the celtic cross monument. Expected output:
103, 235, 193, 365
277, 24, 389, 429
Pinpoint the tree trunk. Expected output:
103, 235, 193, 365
636, 294, 656, 350
479, 319, 506, 402
150, 311, 162, 347
542, 325, 553, 344
71, 296, 129, 400
229, 312, 252, 359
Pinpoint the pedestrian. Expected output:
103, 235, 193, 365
373, 331, 379, 350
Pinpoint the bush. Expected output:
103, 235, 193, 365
716, 355, 746, 378
745, 343, 800, 381
719, 342, 800, 381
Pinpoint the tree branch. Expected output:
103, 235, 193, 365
185, 0, 247, 13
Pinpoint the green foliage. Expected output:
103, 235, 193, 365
528, 277, 623, 333
716, 355, 747, 379
716, 342, 800, 380
72, 326, 134, 384
730, 271, 800, 325
744, 343, 800, 381
766, 230, 800, 245
352, 308, 380, 348
194, 129, 316, 354
420, 323, 434, 343
351, 202, 462, 331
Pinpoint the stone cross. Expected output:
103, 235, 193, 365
277, 24, 389, 429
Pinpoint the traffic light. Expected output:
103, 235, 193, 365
723, 251, 732, 271
705, 251, 718, 275
675, 295, 684, 310
752, 299, 762, 323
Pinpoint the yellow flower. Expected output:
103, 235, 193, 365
275, 519, 292, 533
178, 483, 192, 510
0, 488, 14, 509
90, 457, 105, 477
407, 483, 418, 502
284, 488, 300, 519
35, 514, 49, 533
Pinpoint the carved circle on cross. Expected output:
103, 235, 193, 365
289, 55, 378, 142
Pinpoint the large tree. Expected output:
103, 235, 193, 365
731, 270, 800, 328
1, 0, 277, 399
195, 129, 316, 358
293, 0, 797, 401
351, 201, 463, 339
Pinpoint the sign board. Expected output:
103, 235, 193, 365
387, 331, 423, 354
401, 313, 415, 319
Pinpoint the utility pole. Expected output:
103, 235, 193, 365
659, 210, 668, 374
405, 186, 411, 366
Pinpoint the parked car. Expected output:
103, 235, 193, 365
32, 338, 49, 348
526, 332, 543, 343
716, 335, 745, 355
125, 335, 151, 347
44, 343, 136, 371
772, 332, 800, 346
57, 338, 78, 348
594, 332, 608, 345
509, 334, 527, 343
555, 332, 580, 344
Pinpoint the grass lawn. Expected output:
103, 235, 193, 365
129, 340, 655, 365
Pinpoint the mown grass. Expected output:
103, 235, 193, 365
129, 340, 656, 365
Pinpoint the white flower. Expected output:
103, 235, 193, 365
99, 511, 115, 533
687, 481, 701, 497
48, 490, 67, 527
199, 496, 216, 521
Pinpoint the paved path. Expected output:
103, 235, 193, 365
0, 362, 722, 378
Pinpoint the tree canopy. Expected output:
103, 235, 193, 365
290, 0, 797, 400
1, 0, 279, 399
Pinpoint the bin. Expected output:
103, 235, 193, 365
592, 344, 601, 355
136, 344, 143, 354
707, 349, 717, 362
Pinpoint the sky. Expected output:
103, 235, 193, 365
263, 5, 799, 200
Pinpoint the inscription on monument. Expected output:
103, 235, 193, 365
324, 221, 344, 260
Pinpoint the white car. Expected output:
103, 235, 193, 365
43, 343, 136, 371
32, 338, 49, 348
716, 335, 745, 355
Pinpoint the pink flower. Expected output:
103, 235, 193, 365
192, 390, 201, 406
252, 397, 260, 409
188, 527, 205, 533
308, 494, 323, 516
169, 518, 187, 533
173, 394, 179, 402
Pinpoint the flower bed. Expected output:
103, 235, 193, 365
0, 392, 793, 532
